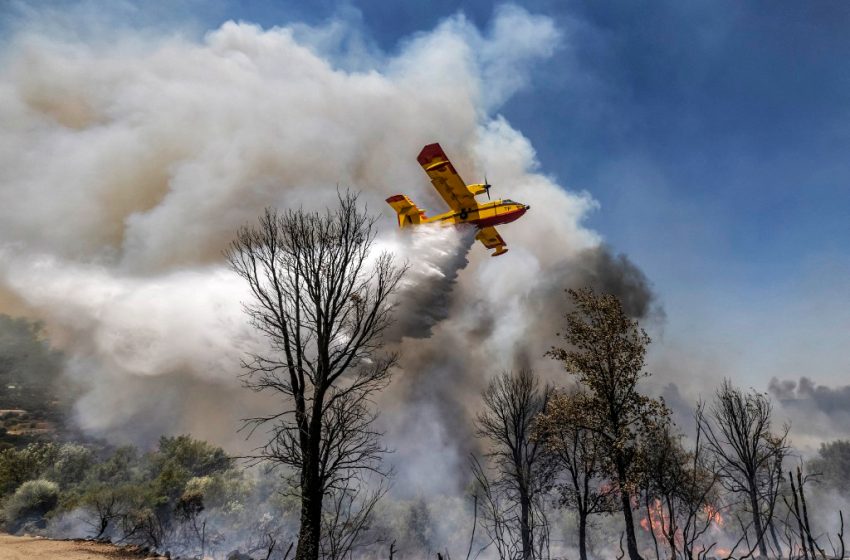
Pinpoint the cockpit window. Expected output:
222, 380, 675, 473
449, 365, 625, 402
503, 199, 515, 204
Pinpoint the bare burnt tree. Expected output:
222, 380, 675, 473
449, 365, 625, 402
697, 379, 789, 559
641, 420, 689, 560
548, 288, 669, 560
640, 418, 722, 560
781, 464, 848, 560
80, 486, 123, 539
320, 474, 388, 560
678, 405, 722, 560
473, 369, 553, 560
226, 192, 405, 560
534, 389, 617, 560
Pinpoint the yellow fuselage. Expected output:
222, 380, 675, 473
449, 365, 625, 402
421, 199, 528, 228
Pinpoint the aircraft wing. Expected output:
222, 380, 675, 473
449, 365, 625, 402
475, 226, 508, 257
417, 143, 477, 211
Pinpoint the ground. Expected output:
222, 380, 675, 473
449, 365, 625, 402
0, 534, 166, 560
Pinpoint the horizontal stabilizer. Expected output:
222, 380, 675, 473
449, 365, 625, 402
386, 194, 426, 228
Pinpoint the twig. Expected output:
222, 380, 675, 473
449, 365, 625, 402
465, 492, 478, 560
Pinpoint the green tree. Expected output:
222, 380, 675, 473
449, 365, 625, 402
148, 435, 233, 505
808, 439, 850, 495
45, 443, 94, 488
548, 288, 668, 560
89, 445, 141, 485
0, 442, 59, 495
152, 436, 233, 478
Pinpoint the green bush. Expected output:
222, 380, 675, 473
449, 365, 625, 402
4, 479, 59, 532
45, 443, 94, 488
0, 443, 59, 495
153, 435, 233, 478
149, 436, 233, 505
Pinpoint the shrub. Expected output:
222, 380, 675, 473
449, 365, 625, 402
4, 479, 60, 532
153, 436, 233, 478
0, 443, 59, 496
45, 444, 94, 488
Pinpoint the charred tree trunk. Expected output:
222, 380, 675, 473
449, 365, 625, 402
295, 426, 323, 560
295, 487, 322, 560
768, 519, 782, 557
665, 497, 676, 560
789, 471, 810, 560
520, 486, 532, 560
578, 510, 588, 560
797, 468, 820, 560
620, 490, 643, 560
748, 485, 768, 558
644, 494, 660, 560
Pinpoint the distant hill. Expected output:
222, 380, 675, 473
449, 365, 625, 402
0, 316, 71, 449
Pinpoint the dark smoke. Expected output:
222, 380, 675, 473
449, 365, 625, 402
770, 376, 850, 421
768, 377, 850, 451
518, 245, 662, 371
568, 245, 661, 320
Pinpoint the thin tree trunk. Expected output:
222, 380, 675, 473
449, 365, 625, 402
663, 495, 677, 560
621, 489, 644, 560
797, 468, 819, 560
578, 511, 588, 560
748, 486, 768, 558
645, 494, 660, 560
520, 487, 532, 560
768, 519, 782, 559
790, 471, 810, 560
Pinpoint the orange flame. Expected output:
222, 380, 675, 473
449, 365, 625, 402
640, 499, 680, 545
704, 504, 725, 528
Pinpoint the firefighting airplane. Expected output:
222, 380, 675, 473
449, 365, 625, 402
386, 143, 530, 256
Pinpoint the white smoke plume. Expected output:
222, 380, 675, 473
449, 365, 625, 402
0, 4, 654, 494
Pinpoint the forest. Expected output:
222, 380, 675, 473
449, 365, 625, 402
1, 196, 848, 560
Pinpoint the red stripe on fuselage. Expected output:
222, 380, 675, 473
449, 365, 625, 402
472, 207, 527, 228
437, 207, 527, 227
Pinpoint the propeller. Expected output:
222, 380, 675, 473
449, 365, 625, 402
483, 175, 492, 200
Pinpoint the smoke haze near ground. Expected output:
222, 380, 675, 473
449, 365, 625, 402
0, 3, 664, 496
